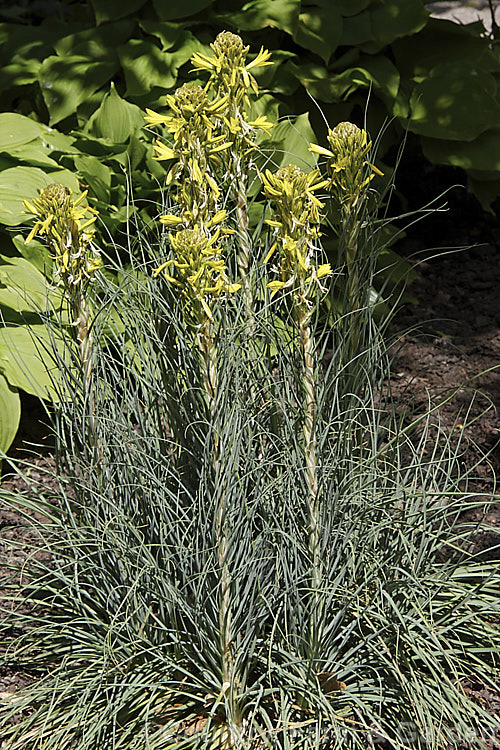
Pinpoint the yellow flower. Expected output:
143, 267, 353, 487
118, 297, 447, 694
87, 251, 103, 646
191, 31, 272, 105
155, 227, 240, 319
24, 184, 100, 288
309, 122, 383, 204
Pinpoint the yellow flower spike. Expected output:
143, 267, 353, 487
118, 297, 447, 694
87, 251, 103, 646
311, 122, 381, 204
24, 183, 101, 289
246, 47, 273, 70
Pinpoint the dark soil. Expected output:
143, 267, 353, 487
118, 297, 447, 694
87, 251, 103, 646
1, 159, 499, 745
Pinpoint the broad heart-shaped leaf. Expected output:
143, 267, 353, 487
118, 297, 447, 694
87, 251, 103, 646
340, 0, 428, 50
422, 128, 500, 172
404, 69, 500, 141
54, 20, 135, 57
9, 142, 60, 169
0, 324, 60, 399
0, 372, 20, 454
0, 166, 80, 226
0, 255, 60, 313
85, 82, 144, 143
0, 113, 45, 151
220, 0, 299, 34
392, 17, 500, 79
118, 39, 180, 96
138, 20, 184, 51
264, 112, 317, 170
89, 0, 147, 25
39, 56, 119, 126
289, 55, 399, 104
361, 0, 428, 54
152, 0, 213, 20
293, 5, 342, 64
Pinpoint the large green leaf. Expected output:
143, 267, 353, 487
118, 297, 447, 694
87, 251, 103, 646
0, 256, 58, 313
0, 372, 20, 454
138, 20, 184, 51
405, 70, 500, 141
361, 0, 428, 53
0, 324, 59, 399
9, 142, 61, 170
118, 39, 181, 96
0, 166, 80, 226
151, 0, 213, 21
392, 17, 500, 79
0, 113, 45, 151
39, 56, 119, 125
220, 0, 299, 34
340, 0, 427, 51
89, 0, 147, 25
12, 234, 53, 277
266, 112, 317, 169
293, 5, 342, 64
422, 129, 500, 172
54, 20, 135, 58
289, 54, 398, 104
85, 83, 145, 143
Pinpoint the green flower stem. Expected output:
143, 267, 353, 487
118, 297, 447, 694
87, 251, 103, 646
197, 316, 233, 693
295, 298, 323, 657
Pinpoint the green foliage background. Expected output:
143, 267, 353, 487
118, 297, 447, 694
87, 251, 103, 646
1, 0, 500, 453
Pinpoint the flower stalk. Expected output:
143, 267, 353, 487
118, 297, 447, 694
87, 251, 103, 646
262, 163, 331, 657
24, 184, 100, 384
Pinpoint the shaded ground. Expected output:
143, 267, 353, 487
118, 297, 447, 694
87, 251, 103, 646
1, 160, 500, 743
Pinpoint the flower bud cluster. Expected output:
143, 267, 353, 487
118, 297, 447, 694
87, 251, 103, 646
261, 164, 331, 298
309, 122, 383, 209
145, 30, 274, 319
24, 184, 100, 290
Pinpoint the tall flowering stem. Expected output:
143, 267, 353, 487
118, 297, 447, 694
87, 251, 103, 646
154, 225, 240, 716
262, 164, 331, 660
24, 184, 100, 383
191, 32, 273, 307
310, 122, 383, 324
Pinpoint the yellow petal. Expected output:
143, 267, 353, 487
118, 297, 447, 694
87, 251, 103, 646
308, 143, 334, 157
160, 214, 184, 226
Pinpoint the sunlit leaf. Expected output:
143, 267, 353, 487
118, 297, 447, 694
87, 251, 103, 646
74, 155, 112, 203
293, 6, 342, 64
0, 372, 20, 454
89, 0, 147, 25
0, 324, 59, 399
0, 255, 59, 312
218, 0, 299, 35
86, 82, 144, 143
405, 70, 500, 141
54, 20, 135, 58
0, 113, 45, 151
138, 20, 184, 50
39, 56, 119, 125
